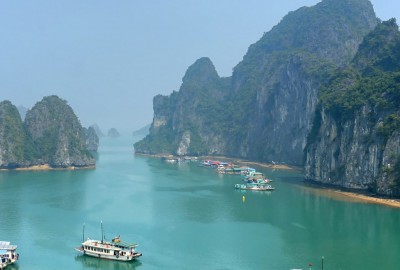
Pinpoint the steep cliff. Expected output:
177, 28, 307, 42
227, 0, 377, 165
305, 19, 400, 196
0, 101, 36, 168
90, 124, 104, 138
135, 0, 377, 165
24, 95, 95, 168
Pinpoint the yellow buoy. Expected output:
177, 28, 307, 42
242, 195, 245, 203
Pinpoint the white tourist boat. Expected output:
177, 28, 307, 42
234, 183, 275, 191
75, 223, 142, 261
0, 241, 19, 269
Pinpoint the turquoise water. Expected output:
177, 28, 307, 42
0, 136, 399, 270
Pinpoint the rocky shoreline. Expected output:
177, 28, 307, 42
299, 184, 400, 209
240, 160, 400, 208
332, 190, 400, 208
302, 179, 400, 208
0, 164, 96, 171
235, 159, 400, 208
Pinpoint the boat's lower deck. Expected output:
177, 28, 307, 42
75, 246, 142, 261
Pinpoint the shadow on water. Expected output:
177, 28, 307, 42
74, 255, 142, 270
3, 264, 19, 270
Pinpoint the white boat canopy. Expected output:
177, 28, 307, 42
0, 241, 17, 251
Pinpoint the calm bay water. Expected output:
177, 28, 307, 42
1, 136, 399, 270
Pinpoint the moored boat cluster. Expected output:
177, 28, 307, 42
201, 159, 275, 191
163, 157, 276, 191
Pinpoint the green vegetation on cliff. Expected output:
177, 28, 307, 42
135, 57, 230, 155
319, 19, 400, 134
134, 124, 176, 154
0, 101, 36, 167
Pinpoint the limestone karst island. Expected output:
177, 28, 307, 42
0, 95, 97, 170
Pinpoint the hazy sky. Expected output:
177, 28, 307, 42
1, 0, 399, 134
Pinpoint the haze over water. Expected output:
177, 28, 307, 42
0, 136, 399, 269
1, 0, 399, 131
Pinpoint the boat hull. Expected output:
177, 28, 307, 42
75, 246, 142, 261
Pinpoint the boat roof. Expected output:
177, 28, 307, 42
113, 241, 138, 249
0, 241, 17, 250
84, 239, 138, 249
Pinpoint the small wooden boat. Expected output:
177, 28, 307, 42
0, 241, 19, 269
234, 183, 275, 191
75, 223, 142, 262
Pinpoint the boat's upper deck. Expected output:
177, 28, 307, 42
83, 239, 138, 251
0, 241, 17, 251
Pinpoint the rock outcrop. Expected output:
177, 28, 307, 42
91, 124, 104, 138
0, 101, 34, 168
85, 126, 99, 152
108, 128, 120, 138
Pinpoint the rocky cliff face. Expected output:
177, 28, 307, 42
135, 0, 377, 165
135, 57, 231, 155
0, 101, 34, 168
305, 20, 400, 196
305, 106, 400, 196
